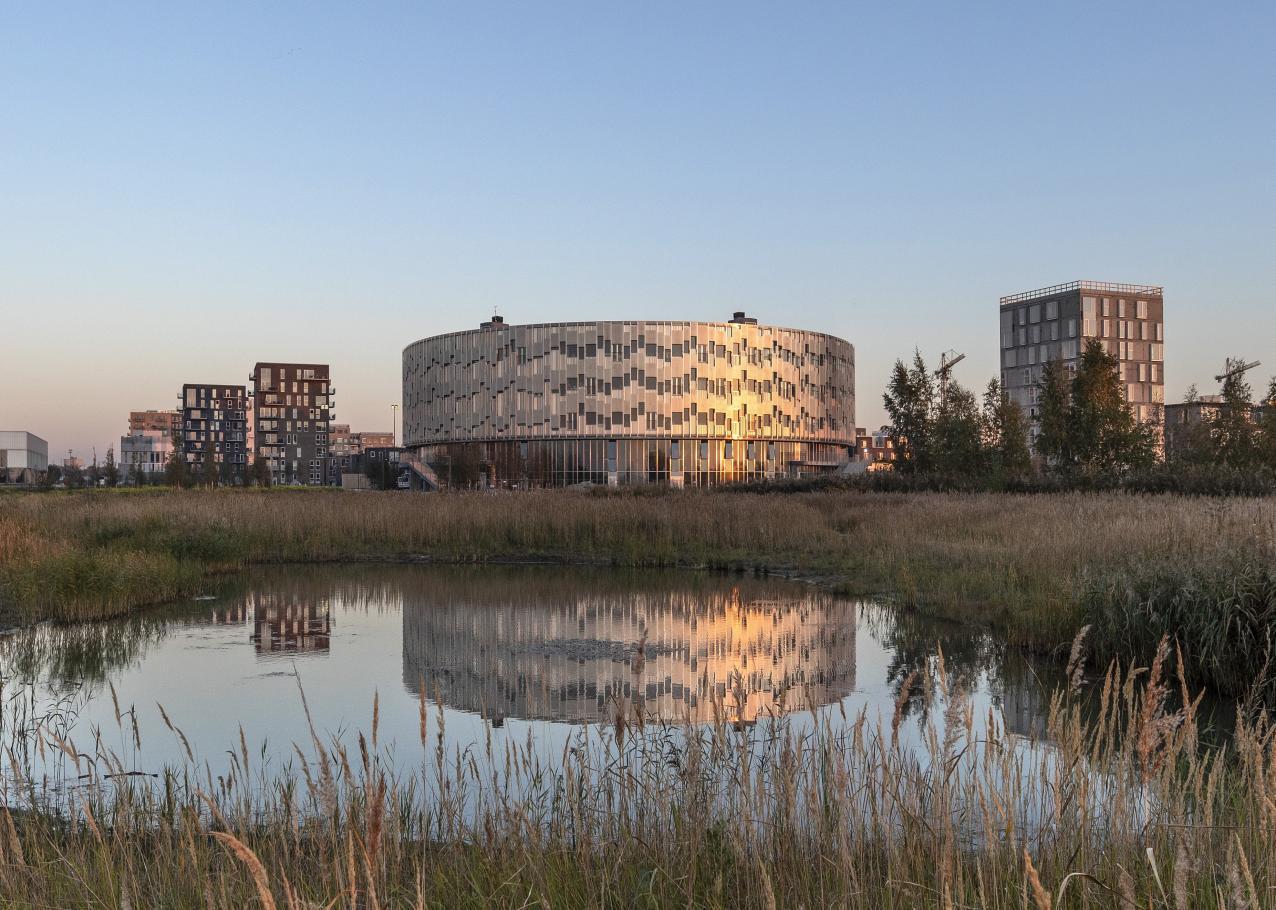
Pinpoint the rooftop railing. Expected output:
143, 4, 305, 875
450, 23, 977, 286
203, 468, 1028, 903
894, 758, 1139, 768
999, 280, 1163, 306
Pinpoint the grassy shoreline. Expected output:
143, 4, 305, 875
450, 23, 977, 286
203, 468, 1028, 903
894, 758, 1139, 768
3, 629, 1272, 908
4, 488, 1276, 906
3, 487, 1275, 684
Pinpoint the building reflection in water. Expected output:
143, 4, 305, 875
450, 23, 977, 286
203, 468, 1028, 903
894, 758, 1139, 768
244, 594, 332, 655
402, 575, 856, 725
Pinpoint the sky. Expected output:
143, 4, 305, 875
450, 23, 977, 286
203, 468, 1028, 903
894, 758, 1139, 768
3, 2, 1275, 460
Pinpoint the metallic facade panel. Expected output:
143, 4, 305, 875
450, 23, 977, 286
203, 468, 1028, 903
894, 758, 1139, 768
403, 321, 855, 449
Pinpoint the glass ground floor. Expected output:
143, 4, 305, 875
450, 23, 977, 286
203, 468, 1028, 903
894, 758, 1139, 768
416, 437, 853, 488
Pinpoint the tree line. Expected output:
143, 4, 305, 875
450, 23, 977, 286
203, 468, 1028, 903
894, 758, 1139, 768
883, 340, 1276, 483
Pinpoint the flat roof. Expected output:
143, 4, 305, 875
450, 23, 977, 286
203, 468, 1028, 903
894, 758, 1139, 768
404, 319, 853, 354
1000, 280, 1163, 306
0, 431, 49, 447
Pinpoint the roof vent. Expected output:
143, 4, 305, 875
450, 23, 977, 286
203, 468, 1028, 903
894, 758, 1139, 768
729, 311, 757, 325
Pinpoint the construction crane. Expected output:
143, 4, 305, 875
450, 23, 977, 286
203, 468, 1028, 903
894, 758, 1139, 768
934, 350, 967, 401
1214, 358, 1261, 383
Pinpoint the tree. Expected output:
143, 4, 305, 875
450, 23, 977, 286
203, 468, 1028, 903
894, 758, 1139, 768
220, 456, 238, 488
364, 455, 397, 490
1167, 385, 1214, 467
1033, 357, 1073, 468
252, 455, 272, 488
981, 379, 1032, 479
41, 464, 63, 489
201, 438, 219, 487
931, 380, 983, 476
1257, 377, 1276, 472
1210, 359, 1258, 470
64, 464, 85, 489
104, 447, 119, 488
1036, 342, 1156, 475
882, 350, 935, 474
164, 449, 188, 488
1070, 341, 1157, 474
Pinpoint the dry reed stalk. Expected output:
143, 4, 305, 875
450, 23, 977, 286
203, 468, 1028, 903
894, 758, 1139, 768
210, 831, 277, 910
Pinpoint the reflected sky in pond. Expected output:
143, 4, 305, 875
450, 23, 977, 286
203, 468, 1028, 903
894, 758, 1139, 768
0, 565, 1066, 790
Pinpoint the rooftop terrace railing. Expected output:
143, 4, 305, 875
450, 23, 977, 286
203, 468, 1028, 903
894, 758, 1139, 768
999, 280, 1163, 306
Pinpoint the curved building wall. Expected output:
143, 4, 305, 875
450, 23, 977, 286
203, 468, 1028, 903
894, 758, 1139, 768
403, 319, 855, 486
401, 576, 858, 724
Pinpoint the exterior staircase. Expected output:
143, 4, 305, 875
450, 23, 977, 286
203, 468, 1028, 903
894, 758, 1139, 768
403, 454, 441, 491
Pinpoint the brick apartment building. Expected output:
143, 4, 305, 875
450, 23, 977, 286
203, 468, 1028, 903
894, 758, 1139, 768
128, 409, 182, 437
328, 425, 395, 484
854, 426, 896, 471
250, 362, 333, 485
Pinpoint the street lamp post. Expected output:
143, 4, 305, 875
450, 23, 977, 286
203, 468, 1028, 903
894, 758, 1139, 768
390, 404, 399, 448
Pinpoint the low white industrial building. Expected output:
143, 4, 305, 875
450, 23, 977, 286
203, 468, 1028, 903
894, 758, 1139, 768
0, 431, 49, 484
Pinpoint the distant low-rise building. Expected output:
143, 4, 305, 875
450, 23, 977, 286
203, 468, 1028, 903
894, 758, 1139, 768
0, 431, 49, 484
854, 426, 896, 471
1164, 395, 1268, 460
326, 427, 392, 484
120, 429, 174, 481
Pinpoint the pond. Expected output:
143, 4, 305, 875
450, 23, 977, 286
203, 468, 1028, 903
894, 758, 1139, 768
0, 564, 1064, 799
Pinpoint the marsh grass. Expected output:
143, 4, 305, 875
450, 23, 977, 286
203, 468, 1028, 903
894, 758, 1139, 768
1, 636, 1271, 908
3, 489, 1275, 654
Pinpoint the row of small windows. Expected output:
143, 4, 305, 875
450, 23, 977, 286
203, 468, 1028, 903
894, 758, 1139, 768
1008, 297, 1153, 326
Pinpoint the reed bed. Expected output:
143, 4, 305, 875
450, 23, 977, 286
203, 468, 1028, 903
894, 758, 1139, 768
1, 636, 1271, 908
3, 489, 1275, 651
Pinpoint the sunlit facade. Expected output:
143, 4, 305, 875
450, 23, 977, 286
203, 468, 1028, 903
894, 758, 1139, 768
402, 314, 855, 486
401, 576, 857, 724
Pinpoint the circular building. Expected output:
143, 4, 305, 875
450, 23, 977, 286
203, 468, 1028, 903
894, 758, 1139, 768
402, 313, 855, 487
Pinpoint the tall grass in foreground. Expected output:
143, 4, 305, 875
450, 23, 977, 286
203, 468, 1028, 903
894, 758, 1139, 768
1, 637, 1270, 908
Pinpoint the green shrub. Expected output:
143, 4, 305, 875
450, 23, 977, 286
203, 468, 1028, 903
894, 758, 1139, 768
1082, 554, 1276, 700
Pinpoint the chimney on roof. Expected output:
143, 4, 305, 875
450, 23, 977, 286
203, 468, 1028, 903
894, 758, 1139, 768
729, 311, 757, 325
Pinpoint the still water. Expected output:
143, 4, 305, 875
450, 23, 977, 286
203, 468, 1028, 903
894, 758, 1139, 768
0, 565, 1060, 793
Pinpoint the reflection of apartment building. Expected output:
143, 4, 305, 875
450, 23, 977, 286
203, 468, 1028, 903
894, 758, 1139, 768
402, 583, 857, 724
1000, 282, 1165, 440
250, 362, 333, 485
248, 594, 331, 654
0, 431, 49, 484
181, 384, 249, 479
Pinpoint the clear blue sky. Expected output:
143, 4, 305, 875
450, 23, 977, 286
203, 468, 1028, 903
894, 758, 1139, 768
3, 2, 1274, 461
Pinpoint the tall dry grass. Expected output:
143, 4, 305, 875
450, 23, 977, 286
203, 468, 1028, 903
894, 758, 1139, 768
1, 635, 1270, 908
3, 489, 1275, 648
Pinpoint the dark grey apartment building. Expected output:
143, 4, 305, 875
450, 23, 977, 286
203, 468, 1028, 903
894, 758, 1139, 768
999, 281, 1165, 438
250, 362, 333, 485
181, 384, 249, 480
